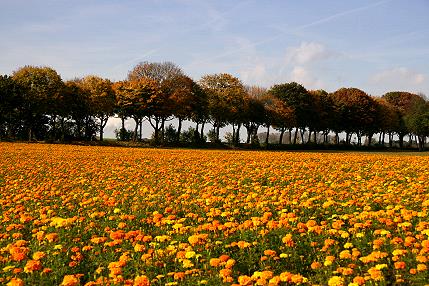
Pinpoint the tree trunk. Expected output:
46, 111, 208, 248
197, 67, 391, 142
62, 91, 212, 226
51, 115, 57, 140
252, 126, 259, 144
293, 127, 298, 145
60, 117, 65, 141
200, 122, 205, 140
265, 125, 270, 145
288, 128, 292, 145
279, 127, 285, 145
367, 133, 373, 146
216, 125, 220, 142
133, 117, 139, 142
235, 123, 241, 145
246, 126, 251, 144
177, 118, 182, 142
99, 120, 104, 141
232, 124, 236, 145
307, 129, 312, 144
300, 128, 305, 144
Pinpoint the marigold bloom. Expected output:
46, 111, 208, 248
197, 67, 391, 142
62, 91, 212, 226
328, 276, 344, 286
24, 259, 42, 273
238, 275, 252, 286
7, 278, 24, 286
210, 258, 221, 267
61, 275, 80, 286
32, 251, 46, 260
133, 275, 150, 286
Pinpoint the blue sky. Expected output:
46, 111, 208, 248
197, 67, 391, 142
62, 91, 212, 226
1, 0, 428, 137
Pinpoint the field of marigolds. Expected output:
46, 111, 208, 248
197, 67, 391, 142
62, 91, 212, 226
1, 143, 429, 286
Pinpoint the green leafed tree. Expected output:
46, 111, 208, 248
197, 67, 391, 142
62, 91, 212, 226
0, 75, 22, 139
268, 82, 313, 144
382, 91, 426, 148
242, 86, 267, 144
12, 66, 64, 141
404, 97, 429, 151
199, 73, 246, 142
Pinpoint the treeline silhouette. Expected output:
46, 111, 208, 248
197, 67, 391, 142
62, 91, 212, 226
1, 62, 428, 150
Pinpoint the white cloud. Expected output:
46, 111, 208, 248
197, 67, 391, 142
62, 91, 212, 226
285, 42, 332, 65
371, 67, 425, 85
289, 66, 324, 89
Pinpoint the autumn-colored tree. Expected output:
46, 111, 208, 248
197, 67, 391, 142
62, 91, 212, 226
113, 78, 159, 141
80, 76, 115, 141
128, 61, 184, 83
128, 62, 184, 144
270, 96, 295, 145
382, 91, 426, 148
268, 82, 313, 144
330, 88, 377, 145
163, 75, 204, 142
12, 66, 64, 141
199, 73, 247, 142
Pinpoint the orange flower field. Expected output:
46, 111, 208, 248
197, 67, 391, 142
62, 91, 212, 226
1, 143, 429, 285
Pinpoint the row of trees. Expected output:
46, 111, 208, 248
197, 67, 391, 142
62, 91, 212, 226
1, 62, 428, 149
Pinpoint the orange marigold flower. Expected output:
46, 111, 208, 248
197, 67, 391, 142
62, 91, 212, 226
133, 275, 150, 286
210, 258, 221, 267
367, 267, 384, 281
263, 249, 276, 256
173, 272, 185, 280
61, 275, 80, 286
352, 276, 366, 285
238, 275, 252, 286
282, 234, 295, 247
24, 259, 43, 273
394, 261, 406, 269
311, 261, 321, 269
7, 278, 24, 286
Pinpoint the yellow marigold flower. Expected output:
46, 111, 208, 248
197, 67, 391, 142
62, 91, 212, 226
182, 259, 194, 268
339, 250, 352, 259
344, 242, 353, 249
417, 264, 427, 272
32, 251, 46, 260
375, 264, 387, 270
188, 235, 199, 245
324, 255, 335, 266
185, 251, 196, 259
367, 267, 384, 281
328, 276, 344, 286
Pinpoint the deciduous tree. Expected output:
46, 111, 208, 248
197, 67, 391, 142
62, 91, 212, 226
80, 76, 115, 141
